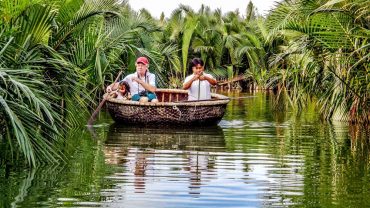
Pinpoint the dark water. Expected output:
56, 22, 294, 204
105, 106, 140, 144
1, 92, 369, 207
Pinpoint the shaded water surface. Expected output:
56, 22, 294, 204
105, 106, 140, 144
1, 92, 369, 207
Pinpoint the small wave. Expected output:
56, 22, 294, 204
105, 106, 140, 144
219, 120, 245, 128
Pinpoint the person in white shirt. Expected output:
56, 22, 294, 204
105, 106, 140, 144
106, 57, 158, 103
183, 58, 217, 101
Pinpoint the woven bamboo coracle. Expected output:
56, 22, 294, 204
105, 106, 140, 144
105, 89, 230, 125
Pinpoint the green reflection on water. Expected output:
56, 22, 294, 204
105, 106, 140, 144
0, 128, 118, 207
0, 92, 369, 207
221, 91, 370, 207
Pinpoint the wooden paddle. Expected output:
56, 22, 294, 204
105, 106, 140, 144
87, 71, 123, 125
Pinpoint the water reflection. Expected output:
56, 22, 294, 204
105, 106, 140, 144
103, 125, 226, 197
105, 124, 226, 152
0, 128, 116, 208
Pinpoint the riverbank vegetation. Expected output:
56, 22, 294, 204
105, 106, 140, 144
0, 0, 369, 166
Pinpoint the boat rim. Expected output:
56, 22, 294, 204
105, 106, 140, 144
105, 88, 230, 106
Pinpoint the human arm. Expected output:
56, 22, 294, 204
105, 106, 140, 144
183, 74, 200, 90
106, 75, 129, 92
106, 75, 131, 93
132, 76, 157, 92
199, 74, 217, 85
106, 82, 119, 93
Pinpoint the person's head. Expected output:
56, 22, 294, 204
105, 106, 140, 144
119, 81, 130, 94
135, 56, 149, 76
190, 58, 204, 75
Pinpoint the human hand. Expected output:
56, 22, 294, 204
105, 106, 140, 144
199, 75, 206, 81
132, 77, 140, 83
192, 74, 201, 81
106, 86, 112, 93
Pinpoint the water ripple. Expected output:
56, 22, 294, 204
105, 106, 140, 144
97, 123, 310, 208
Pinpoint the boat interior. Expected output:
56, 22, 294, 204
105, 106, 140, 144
155, 91, 188, 102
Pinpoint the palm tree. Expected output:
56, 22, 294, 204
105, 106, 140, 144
0, 27, 64, 166
266, 0, 369, 122
0, 0, 125, 166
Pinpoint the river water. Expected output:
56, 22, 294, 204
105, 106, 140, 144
1, 92, 369, 207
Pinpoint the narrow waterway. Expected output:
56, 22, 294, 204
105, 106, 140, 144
1, 92, 369, 207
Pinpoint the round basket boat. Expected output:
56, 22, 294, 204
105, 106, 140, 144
105, 89, 230, 125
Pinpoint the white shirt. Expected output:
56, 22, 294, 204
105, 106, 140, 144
116, 92, 130, 100
122, 71, 156, 95
184, 73, 214, 101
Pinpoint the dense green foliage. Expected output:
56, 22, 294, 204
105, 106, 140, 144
0, 0, 368, 166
